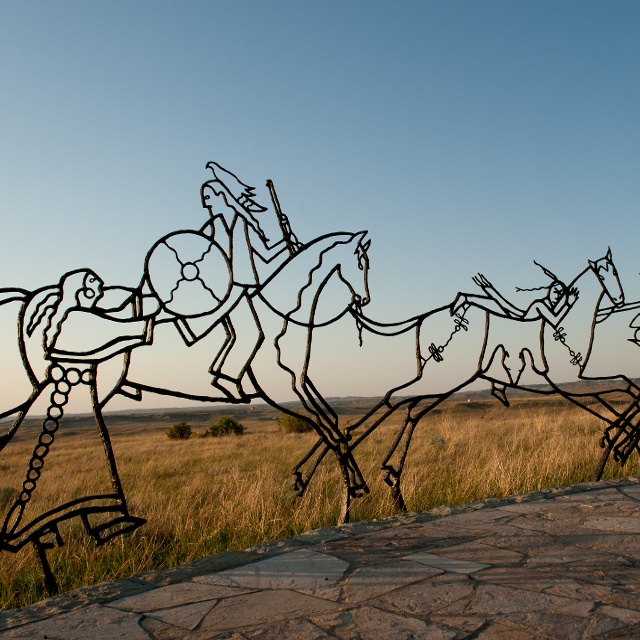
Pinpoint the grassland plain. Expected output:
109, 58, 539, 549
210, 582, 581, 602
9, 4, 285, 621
2, 393, 640, 610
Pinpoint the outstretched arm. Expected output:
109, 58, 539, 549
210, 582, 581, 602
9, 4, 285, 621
473, 274, 524, 318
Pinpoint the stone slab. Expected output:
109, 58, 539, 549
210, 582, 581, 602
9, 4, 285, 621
194, 589, 341, 635
146, 599, 218, 630
108, 582, 245, 613
371, 572, 475, 617
0, 604, 148, 640
341, 560, 442, 604
583, 516, 640, 533
311, 605, 457, 640
195, 549, 349, 600
405, 551, 491, 574
433, 541, 523, 566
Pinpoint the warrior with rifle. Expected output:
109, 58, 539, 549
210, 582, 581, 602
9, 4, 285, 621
162, 162, 303, 399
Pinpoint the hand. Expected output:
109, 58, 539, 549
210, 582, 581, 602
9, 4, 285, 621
472, 273, 493, 291
568, 287, 579, 305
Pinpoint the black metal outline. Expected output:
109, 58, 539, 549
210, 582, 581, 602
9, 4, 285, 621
1, 162, 638, 597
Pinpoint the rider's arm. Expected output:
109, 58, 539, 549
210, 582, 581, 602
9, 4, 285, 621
484, 288, 524, 318
243, 219, 289, 265
524, 300, 569, 327
526, 289, 578, 327
474, 275, 523, 318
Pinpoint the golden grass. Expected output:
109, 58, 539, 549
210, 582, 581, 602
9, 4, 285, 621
2, 396, 639, 610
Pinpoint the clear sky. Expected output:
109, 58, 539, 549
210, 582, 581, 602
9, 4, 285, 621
1, 1, 640, 410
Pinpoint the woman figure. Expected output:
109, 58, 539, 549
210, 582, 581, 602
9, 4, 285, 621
1, 268, 154, 593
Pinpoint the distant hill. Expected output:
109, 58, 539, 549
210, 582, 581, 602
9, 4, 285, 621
5, 377, 636, 433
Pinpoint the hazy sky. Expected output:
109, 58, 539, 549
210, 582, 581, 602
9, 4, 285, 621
1, 1, 640, 410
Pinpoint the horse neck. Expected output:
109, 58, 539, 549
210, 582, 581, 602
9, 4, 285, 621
557, 266, 604, 366
259, 234, 353, 320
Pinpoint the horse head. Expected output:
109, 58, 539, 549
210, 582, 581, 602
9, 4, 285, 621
588, 247, 624, 309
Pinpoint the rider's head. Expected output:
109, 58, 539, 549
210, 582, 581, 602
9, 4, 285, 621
532, 261, 567, 304
547, 280, 567, 305
201, 162, 268, 227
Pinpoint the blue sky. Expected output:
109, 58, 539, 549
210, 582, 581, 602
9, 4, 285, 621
1, 1, 640, 409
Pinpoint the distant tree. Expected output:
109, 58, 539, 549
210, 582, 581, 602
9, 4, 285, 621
209, 415, 245, 437
277, 411, 314, 434
166, 422, 192, 440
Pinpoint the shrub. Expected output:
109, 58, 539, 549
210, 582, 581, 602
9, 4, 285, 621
209, 415, 245, 437
277, 411, 314, 434
166, 422, 192, 440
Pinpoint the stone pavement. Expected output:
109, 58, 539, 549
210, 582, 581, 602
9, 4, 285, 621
4, 479, 640, 639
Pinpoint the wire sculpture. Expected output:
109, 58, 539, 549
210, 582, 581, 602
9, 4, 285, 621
1, 160, 639, 596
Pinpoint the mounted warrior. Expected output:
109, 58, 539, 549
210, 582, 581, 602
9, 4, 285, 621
145, 162, 302, 399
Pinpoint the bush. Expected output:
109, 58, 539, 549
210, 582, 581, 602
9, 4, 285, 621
209, 415, 245, 437
166, 422, 192, 440
277, 411, 314, 434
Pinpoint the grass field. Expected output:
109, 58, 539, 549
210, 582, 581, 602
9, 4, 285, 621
2, 393, 639, 610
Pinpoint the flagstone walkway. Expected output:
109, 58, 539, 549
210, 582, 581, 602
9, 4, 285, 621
3, 478, 640, 639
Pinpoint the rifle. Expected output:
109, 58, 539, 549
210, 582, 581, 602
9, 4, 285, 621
266, 179, 302, 256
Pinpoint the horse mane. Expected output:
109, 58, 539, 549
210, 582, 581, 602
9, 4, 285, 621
257, 232, 360, 324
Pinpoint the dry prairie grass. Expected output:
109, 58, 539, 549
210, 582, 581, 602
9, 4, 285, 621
1, 396, 639, 610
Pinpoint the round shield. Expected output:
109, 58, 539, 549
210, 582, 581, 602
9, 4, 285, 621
145, 231, 232, 318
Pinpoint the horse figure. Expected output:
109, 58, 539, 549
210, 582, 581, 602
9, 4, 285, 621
548, 284, 640, 480
341, 249, 625, 515
125, 229, 371, 523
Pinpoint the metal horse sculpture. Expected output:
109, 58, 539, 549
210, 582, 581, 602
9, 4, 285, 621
2, 160, 640, 597
0, 163, 370, 594
344, 249, 627, 512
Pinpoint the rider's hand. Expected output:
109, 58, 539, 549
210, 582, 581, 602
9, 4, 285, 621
472, 273, 493, 291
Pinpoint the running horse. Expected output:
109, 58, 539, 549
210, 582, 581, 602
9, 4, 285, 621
341, 248, 625, 514
124, 229, 372, 523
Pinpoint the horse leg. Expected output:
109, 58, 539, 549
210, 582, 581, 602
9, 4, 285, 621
593, 398, 640, 480
298, 377, 369, 524
292, 437, 329, 496
290, 433, 366, 525
32, 526, 64, 596
381, 408, 418, 513
336, 441, 370, 525
592, 441, 613, 482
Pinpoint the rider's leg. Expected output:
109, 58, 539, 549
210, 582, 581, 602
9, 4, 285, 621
210, 318, 236, 381
209, 296, 264, 399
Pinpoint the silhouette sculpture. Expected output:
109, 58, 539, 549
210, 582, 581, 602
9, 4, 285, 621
1, 162, 639, 596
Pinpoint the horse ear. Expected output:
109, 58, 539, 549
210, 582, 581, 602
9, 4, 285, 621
588, 259, 596, 269
606, 247, 612, 260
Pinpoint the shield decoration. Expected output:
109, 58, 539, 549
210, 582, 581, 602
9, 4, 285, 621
145, 231, 232, 318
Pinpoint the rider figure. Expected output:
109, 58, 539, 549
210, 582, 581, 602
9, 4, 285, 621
451, 262, 580, 407
452, 261, 579, 328
199, 162, 290, 288
197, 162, 296, 398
